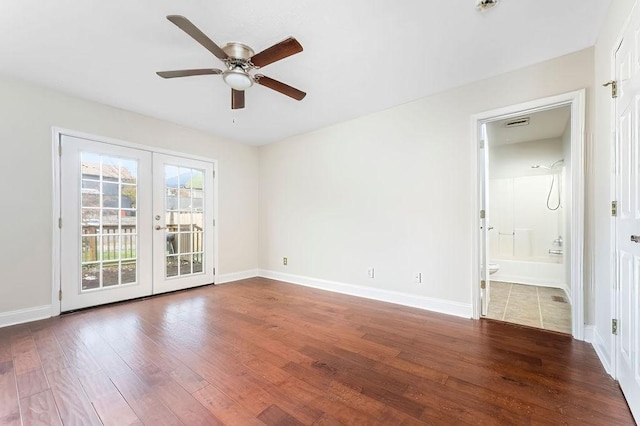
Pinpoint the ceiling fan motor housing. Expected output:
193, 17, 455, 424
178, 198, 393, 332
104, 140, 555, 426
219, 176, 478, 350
222, 42, 255, 62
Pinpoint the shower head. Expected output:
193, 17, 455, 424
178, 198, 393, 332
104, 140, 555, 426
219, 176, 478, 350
531, 159, 564, 170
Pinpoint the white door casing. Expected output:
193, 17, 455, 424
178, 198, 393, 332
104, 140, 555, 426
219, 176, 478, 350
614, 2, 640, 419
470, 89, 585, 339
480, 123, 491, 316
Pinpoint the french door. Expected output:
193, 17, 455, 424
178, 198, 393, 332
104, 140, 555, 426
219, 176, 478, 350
59, 134, 215, 311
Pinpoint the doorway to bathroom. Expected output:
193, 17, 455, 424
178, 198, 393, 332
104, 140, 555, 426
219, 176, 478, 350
471, 90, 585, 339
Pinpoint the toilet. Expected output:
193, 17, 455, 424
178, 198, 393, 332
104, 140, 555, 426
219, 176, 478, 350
489, 263, 500, 275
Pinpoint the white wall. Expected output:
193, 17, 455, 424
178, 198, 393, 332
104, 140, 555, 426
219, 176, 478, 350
489, 175, 563, 261
259, 48, 594, 315
488, 138, 565, 267
488, 138, 565, 263
488, 138, 564, 179
0, 75, 260, 315
593, 0, 636, 369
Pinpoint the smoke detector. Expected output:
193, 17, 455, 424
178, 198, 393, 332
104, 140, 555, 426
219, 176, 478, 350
476, 0, 500, 11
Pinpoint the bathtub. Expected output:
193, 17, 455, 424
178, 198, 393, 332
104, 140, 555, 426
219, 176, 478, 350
489, 258, 566, 290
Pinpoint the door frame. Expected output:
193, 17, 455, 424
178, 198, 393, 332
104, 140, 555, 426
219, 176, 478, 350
51, 127, 219, 316
469, 89, 586, 340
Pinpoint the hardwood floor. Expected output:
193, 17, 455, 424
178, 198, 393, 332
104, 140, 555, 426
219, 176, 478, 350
0, 277, 634, 425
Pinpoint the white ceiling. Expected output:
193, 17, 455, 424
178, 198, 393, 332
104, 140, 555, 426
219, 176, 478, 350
487, 106, 572, 146
0, 0, 610, 145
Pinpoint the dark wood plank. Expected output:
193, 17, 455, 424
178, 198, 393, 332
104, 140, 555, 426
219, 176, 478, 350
193, 384, 264, 425
0, 361, 21, 425
109, 371, 184, 426
126, 361, 223, 425
257, 404, 304, 425
20, 390, 62, 426
169, 364, 209, 393
30, 327, 69, 374
46, 368, 101, 425
0, 335, 12, 363
16, 368, 49, 399
75, 370, 142, 426
11, 334, 41, 375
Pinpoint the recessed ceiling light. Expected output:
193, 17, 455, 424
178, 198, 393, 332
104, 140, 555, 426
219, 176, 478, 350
476, 0, 500, 12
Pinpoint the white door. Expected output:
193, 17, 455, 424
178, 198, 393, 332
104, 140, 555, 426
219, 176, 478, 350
480, 123, 491, 316
152, 154, 215, 294
60, 135, 215, 311
615, 3, 640, 420
60, 135, 153, 311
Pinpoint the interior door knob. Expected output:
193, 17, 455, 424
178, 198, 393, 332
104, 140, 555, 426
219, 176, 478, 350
155, 225, 167, 230
631, 235, 640, 243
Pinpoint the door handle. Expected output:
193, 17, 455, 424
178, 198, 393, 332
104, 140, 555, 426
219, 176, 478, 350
631, 235, 640, 243
155, 225, 167, 230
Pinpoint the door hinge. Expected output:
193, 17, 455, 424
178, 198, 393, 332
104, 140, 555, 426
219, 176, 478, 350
212, 170, 216, 178
212, 219, 216, 227
480, 280, 486, 290
480, 210, 486, 219
58, 289, 62, 301
611, 201, 618, 217
603, 80, 617, 98
58, 217, 62, 228
213, 267, 216, 275
479, 139, 485, 149
58, 141, 62, 156
612, 319, 618, 335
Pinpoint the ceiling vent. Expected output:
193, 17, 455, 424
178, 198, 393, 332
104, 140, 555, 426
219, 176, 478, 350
505, 117, 530, 128
476, 0, 500, 11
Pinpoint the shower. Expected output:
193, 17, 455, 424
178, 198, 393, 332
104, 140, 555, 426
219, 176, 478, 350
531, 159, 564, 210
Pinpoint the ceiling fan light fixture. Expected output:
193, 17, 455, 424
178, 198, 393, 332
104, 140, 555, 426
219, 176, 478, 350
222, 67, 253, 90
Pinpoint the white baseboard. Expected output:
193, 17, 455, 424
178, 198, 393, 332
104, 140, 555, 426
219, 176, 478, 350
592, 327, 613, 376
258, 270, 473, 319
0, 305, 52, 328
215, 269, 259, 284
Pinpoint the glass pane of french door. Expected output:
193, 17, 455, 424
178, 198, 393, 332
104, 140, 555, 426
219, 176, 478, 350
164, 165, 205, 278
80, 152, 139, 290
152, 154, 215, 294
60, 135, 153, 311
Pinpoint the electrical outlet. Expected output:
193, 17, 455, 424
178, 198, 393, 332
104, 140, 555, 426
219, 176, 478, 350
414, 272, 422, 284
283, 257, 288, 266
367, 268, 375, 279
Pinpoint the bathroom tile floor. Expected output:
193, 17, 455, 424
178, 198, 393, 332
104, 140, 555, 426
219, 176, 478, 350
485, 281, 572, 334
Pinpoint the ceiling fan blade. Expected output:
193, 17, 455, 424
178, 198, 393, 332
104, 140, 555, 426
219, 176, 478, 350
156, 69, 222, 79
250, 37, 303, 68
232, 89, 245, 109
256, 75, 306, 101
166, 15, 228, 61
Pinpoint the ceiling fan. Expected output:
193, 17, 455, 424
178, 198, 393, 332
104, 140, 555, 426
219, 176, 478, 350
156, 15, 306, 110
